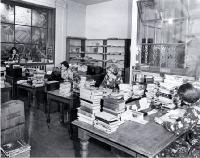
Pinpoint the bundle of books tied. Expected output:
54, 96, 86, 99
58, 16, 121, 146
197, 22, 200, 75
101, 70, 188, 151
94, 111, 124, 134
1, 140, 31, 158
77, 87, 103, 125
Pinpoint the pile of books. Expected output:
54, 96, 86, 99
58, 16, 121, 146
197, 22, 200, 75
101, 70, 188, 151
119, 84, 133, 100
146, 83, 159, 101
94, 111, 124, 134
77, 87, 103, 125
103, 95, 126, 118
1, 140, 31, 158
132, 84, 145, 98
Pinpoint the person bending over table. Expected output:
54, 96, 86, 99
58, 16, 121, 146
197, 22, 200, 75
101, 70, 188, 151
100, 64, 122, 91
60, 61, 73, 82
155, 83, 200, 157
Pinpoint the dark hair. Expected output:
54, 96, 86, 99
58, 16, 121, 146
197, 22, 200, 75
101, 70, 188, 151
60, 61, 69, 69
178, 83, 200, 103
9, 47, 19, 54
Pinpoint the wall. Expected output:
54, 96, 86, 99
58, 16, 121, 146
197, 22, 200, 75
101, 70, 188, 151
85, 0, 132, 39
66, 0, 86, 38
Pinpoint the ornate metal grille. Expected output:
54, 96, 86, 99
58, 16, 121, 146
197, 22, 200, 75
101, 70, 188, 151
138, 43, 185, 69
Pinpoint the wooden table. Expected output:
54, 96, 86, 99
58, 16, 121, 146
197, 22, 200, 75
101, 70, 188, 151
6, 75, 24, 98
72, 119, 178, 158
1, 82, 12, 103
46, 90, 77, 135
16, 83, 45, 108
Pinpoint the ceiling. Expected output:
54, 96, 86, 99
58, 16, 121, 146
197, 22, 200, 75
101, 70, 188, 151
70, 0, 112, 5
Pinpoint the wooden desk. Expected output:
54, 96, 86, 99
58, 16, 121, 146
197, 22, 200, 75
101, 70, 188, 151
72, 119, 178, 158
46, 90, 78, 135
6, 75, 23, 98
16, 83, 45, 108
1, 82, 12, 103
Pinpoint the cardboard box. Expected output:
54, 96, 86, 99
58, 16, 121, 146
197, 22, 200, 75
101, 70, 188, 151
1, 100, 25, 130
1, 139, 31, 158
1, 123, 25, 145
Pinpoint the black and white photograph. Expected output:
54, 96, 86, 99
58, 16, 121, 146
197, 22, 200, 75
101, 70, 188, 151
1, 0, 200, 157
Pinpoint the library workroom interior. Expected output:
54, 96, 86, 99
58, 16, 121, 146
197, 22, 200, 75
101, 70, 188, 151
1, 0, 200, 157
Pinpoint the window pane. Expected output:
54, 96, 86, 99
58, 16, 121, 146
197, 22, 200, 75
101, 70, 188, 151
15, 25, 31, 43
1, 24, 14, 42
0, 3, 14, 23
15, 44, 32, 62
47, 46, 54, 63
32, 27, 47, 45
32, 9, 47, 28
1, 43, 14, 61
15, 6, 31, 25
31, 45, 46, 62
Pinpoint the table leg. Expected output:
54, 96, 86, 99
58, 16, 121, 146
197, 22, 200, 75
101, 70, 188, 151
78, 128, 90, 158
32, 90, 37, 108
60, 103, 64, 124
28, 92, 31, 107
68, 100, 73, 137
80, 140, 89, 158
47, 98, 51, 128
16, 86, 19, 99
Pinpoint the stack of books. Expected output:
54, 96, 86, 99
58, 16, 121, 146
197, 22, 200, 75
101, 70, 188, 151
77, 87, 103, 125
146, 83, 159, 101
1, 140, 31, 158
103, 96, 126, 118
59, 82, 71, 97
94, 111, 123, 134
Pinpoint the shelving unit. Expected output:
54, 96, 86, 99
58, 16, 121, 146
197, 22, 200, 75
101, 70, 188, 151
66, 37, 131, 82
85, 39, 105, 67
105, 39, 131, 82
66, 37, 86, 64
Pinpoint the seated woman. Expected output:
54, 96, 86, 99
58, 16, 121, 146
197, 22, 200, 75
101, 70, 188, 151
100, 64, 122, 91
155, 83, 200, 157
60, 61, 73, 82
9, 47, 19, 61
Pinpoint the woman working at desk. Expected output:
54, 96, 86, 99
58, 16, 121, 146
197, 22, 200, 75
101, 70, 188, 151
100, 64, 122, 91
155, 83, 200, 157
60, 61, 73, 82
9, 47, 19, 61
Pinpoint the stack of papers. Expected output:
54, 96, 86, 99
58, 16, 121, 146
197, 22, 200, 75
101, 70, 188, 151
146, 83, 159, 100
59, 82, 71, 97
119, 84, 133, 100
157, 109, 186, 123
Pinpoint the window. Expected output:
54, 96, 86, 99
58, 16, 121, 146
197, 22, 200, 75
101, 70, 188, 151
137, 0, 189, 74
1, 0, 55, 64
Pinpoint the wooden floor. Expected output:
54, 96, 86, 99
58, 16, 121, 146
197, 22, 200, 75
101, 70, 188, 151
23, 98, 117, 157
